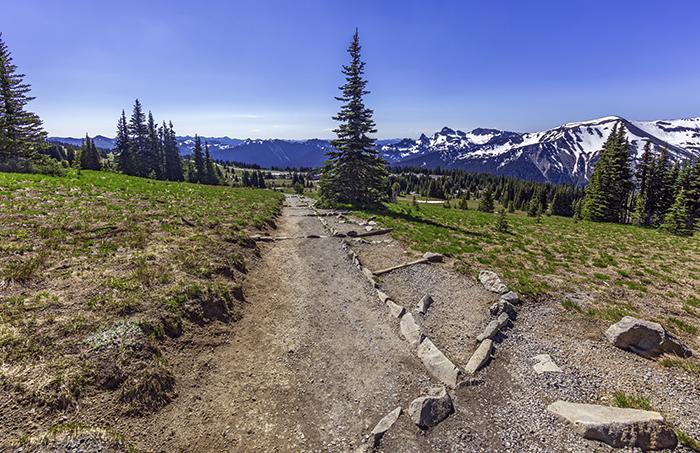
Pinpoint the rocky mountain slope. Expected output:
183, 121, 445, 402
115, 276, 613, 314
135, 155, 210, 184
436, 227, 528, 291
49, 116, 700, 184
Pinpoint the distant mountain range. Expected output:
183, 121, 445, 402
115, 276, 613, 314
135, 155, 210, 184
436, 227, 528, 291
49, 115, 700, 185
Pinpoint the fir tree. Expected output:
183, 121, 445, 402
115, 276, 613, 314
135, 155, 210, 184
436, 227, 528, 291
191, 134, 205, 183
145, 111, 162, 178
495, 208, 509, 233
79, 134, 101, 170
127, 99, 148, 176
204, 141, 217, 185
0, 33, 47, 168
319, 30, 387, 208
162, 121, 183, 181
662, 188, 693, 236
582, 124, 633, 222
633, 141, 655, 226
115, 110, 131, 174
478, 187, 494, 212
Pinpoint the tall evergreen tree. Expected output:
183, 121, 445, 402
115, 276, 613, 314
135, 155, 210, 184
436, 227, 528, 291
127, 99, 148, 176
0, 33, 47, 168
116, 110, 132, 174
145, 111, 162, 178
319, 30, 387, 208
478, 187, 495, 212
79, 134, 101, 170
582, 124, 633, 222
191, 134, 205, 183
633, 141, 655, 226
204, 141, 217, 185
662, 188, 693, 236
162, 121, 183, 181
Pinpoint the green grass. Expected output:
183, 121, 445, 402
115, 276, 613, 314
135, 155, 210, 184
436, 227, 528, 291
611, 391, 652, 410
0, 170, 282, 419
659, 357, 700, 376
355, 200, 700, 340
676, 429, 700, 452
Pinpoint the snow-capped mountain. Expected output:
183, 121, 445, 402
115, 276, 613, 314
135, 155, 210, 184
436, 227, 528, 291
48, 116, 700, 184
380, 116, 700, 185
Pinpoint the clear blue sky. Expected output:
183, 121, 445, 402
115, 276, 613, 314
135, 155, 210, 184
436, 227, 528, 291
2, 0, 699, 139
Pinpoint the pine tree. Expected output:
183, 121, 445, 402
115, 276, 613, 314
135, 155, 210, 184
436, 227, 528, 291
127, 99, 148, 176
495, 208, 509, 233
582, 124, 633, 222
662, 188, 693, 236
162, 121, 183, 181
204, 141, 217, 185
145, 111, 162, 178
0, 33, 47, 168
115, 110, 131, 174
478, 187, 494, 212
191, 134, 205, 183
633, 141, 655, 226
319, 30, 388, 208
79, 134, 101, 170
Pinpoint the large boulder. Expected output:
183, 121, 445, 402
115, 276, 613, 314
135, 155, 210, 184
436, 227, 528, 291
478, 270, 508, 294
408, 387, 454, 429
605, 316, 692, 359
417, 338, 460, 388
547, 401, 677, 450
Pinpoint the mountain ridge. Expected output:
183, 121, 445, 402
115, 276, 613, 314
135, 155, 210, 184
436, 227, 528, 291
48, 115, 700, 184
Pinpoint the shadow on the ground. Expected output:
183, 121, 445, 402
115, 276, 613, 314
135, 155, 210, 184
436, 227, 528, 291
364, 205, 486, 239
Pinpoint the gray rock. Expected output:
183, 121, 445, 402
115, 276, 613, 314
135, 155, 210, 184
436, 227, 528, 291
408, 387, 454, 430
476, 313, 511, 342
532, 354, 562, 374
376, 290, 390, 303
478, 270, 508, 294
464, 339, 493, 374
489, 300, 517, 320
386, 299, 406, 318
347, 230, 358, 237
547, 400, 677, 450
605, 316, 692, 359
369, 406, 402, 447
422, 252, 444, 263
500, 291, 520, 305
361, 266, 375, 283
417, 294, 433, 315
365, 225, 374, 232
417, 337, 461, 388
399, 312, 424, 348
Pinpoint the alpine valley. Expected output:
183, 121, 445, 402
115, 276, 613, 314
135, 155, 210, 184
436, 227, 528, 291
49, 115, 700, 185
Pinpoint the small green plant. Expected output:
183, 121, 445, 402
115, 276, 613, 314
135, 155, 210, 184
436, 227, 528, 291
675, 429, 700, 452
660, 356, 700, 376
495, 208, 509, 233
561, 298, 581, 312
611, 391, 651, 410
667, 317, 698, 335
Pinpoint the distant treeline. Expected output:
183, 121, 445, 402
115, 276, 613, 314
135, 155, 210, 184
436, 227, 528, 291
388, 167, 583, 217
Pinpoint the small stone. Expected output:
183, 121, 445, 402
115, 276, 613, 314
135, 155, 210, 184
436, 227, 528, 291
369, 407, 402, 447
500, 291, 520, 305
417, 294, 433, 314
422, 252, 444, 263
489, 300, 517, 320
464, 339, 493, 374
547, 401, 677, 450
532, 354, 562, 374
408, 387, 454, 430
376, 290, 390, 303
476, 313, 511, 342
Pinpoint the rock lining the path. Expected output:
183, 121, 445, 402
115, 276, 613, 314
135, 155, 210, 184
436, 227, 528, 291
547, 400, 677, 450
399, 312, 424, 348
605, 316, 692, 359
422, 252, 444, 263
489, 299, 517, 320
417, 294, 433, 315
373, 258, 430, 276
464, 339, 494, 374
408, 387, 454, 430
385, 299, 406, 318
479, 270, 508, 294
417, 337, 461, 388
476, 312, 511, 342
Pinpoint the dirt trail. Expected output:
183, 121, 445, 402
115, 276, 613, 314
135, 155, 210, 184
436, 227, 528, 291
125, 195, 439, 452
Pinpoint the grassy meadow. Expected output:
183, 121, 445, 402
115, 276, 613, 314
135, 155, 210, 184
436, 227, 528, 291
358, 198, 700, 352
0, 170, 282, 427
